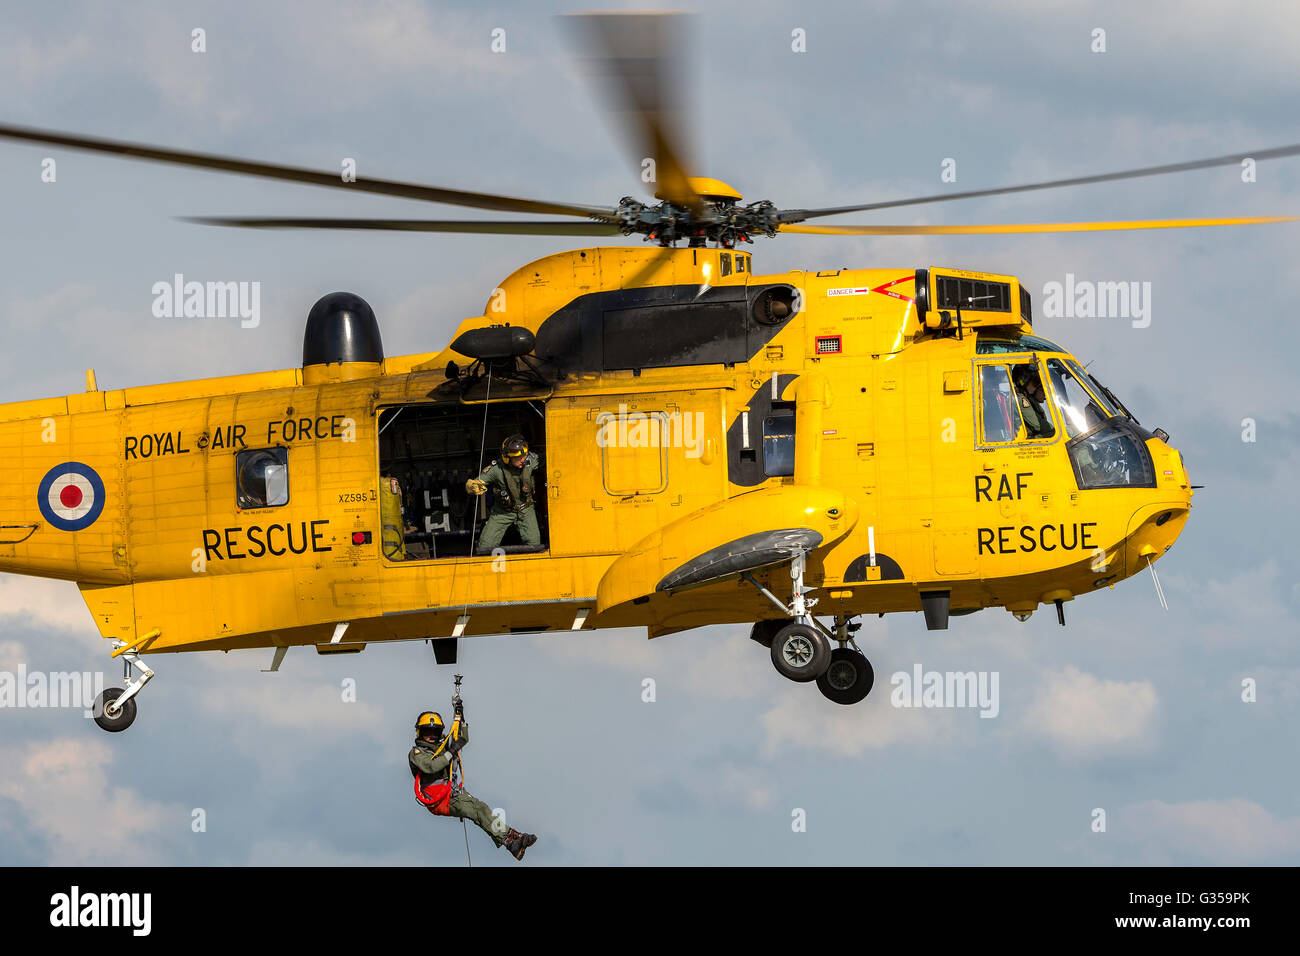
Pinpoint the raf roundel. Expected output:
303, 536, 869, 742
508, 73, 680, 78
37, 462, 106, 532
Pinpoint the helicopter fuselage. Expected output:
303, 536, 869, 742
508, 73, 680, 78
0, 246, 1191, 656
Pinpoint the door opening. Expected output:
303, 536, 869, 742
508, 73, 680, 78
377, 400, 549, 560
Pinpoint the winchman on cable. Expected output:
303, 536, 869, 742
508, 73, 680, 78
409, 679, 539, 861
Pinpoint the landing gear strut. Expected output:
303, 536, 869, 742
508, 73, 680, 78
92, 639, 155, 733
742, 556, 877, 703
743, 552, 831, 682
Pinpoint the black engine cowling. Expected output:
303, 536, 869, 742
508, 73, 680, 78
303, 292, 384, 367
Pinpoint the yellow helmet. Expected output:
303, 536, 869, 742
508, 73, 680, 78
415, 711, 444, 736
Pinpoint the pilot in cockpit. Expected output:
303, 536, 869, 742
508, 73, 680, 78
1012, 365, 1054, 440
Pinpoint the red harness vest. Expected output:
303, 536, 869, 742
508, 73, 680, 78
414, 776, 452, 815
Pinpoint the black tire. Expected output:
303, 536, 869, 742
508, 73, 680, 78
770, 623, 831, 682
93, 688, 137, 733
816, 648, 875, 705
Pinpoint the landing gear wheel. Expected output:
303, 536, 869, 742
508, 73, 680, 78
816, 648, 875, 705
93, 687, 137, 733
770, 623, 831, 683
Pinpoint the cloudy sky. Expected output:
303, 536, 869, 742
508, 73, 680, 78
1, 0, 1298, 866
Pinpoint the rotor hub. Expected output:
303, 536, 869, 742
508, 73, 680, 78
612, 193, 781, 248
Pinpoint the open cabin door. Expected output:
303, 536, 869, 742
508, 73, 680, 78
376, 398, 550, 560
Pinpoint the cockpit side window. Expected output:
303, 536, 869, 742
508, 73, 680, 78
979, 365, 1023, 443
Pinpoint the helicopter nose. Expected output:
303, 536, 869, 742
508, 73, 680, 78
1116, 437, 1193, 578
1120, 500, 1189, 578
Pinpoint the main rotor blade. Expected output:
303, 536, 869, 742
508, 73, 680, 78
182, 216, 624, 236
563, 12, 704, 216
784, 144, 1300, 221
780, 215, 1298, 236
0, 122, 618, 220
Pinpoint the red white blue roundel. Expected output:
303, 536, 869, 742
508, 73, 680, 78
38, 462, 106, 532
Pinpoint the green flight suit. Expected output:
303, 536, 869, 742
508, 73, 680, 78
475, 453, 541, 552
409, 722, 506, 847
1018, 392, 1052, 439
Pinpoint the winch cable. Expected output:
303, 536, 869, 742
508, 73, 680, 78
453, 672, 470, 867
445, 367, 493, 618
442, 373, 492, 866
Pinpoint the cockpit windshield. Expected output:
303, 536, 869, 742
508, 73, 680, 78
1045, 359, 1116, 437
1042, 359, 1155, 489
1085, 371, 1137, 423
978, 333, 1135, 423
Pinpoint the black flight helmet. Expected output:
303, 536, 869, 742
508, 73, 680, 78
1013, 364, 1042, 391
501, 434, 529, 466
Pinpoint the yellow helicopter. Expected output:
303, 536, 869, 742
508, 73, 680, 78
0, 13, 1296, 730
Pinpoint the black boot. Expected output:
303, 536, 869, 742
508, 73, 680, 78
503, 828, 538, 861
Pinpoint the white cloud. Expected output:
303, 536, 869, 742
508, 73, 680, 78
0, 31, 93, 95
1166, 560, 1294, 651
0, 639, 25, 671
542, 625, 773, 702
0, 574, 98, 638
1021, 666, 1158, 757
0, 737, 191, 864
244, 836, 420, 867
1121, 798, 1300, 863
197, 678, 384, 735
677, 760, 778, 814
761, 677, 959, 757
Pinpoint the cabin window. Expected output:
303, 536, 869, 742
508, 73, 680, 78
763, 406, 796, 477
978, 366, 1023, 443
719, 253, 732, 277
736, 255, 746, 273
236, 448, 290, 509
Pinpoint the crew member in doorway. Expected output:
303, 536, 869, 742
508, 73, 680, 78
466, 434, 541, 552
410, 703, 539, 860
